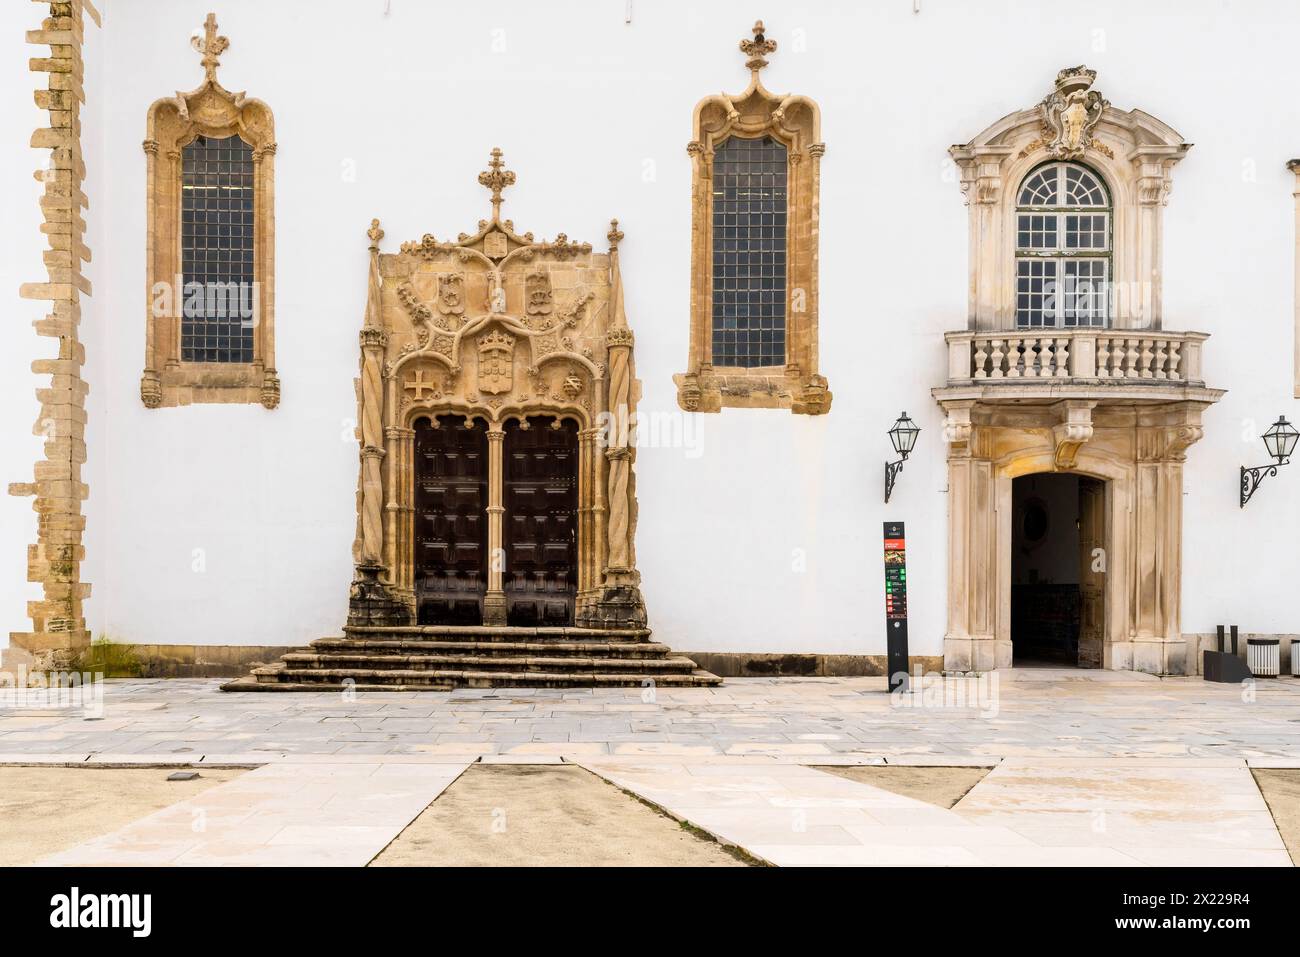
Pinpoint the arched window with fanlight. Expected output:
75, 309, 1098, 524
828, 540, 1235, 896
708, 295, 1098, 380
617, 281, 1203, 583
1015, 162, 1111, 328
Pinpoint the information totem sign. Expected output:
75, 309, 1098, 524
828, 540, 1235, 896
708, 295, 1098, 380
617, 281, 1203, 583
883, 522, 909, 692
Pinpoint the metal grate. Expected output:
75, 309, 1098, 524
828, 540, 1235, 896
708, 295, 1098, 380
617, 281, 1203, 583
710, 135, 787, 368
181, 134, 255, 363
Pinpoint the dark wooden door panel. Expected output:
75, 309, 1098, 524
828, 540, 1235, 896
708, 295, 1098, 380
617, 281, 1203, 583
415, 415, 487, 625
504, 417, 577, 626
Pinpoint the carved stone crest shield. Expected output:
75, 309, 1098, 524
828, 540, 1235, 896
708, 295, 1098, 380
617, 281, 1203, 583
437, 273, 465, 319
477, 330, 515, 394
1039, 65, 1107, 160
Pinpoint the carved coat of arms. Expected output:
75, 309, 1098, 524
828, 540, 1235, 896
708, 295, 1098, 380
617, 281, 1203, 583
477, 330, 515, 394
437, 273, 465, 320
1039, 66, 1108, 160
526, 270, 554, 320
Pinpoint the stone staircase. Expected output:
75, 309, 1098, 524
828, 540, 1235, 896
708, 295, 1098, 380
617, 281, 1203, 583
220, 625, 722, 691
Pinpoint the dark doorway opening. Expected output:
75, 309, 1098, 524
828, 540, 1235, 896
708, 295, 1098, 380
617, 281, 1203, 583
415, 414, 488, 625
1010, 473, 1105, 666
504, 416, 578, 626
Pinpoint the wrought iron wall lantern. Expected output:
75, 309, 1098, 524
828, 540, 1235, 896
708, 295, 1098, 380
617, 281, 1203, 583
884, 412, 920, 504
1240, 415, 1298, 508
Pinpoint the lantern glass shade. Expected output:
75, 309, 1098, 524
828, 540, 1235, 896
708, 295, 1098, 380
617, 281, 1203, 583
888, 412, 920, 458
1262, 416, 1299, 463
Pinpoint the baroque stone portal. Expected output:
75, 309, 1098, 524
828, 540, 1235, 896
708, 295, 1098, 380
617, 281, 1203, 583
348, 150, 645, 630
939, 66, 1224, 676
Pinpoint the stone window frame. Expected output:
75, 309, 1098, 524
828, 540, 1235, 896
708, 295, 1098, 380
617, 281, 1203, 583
950, 66, 1190, 335
139, 13, 278, 409
674, 21, 830, 415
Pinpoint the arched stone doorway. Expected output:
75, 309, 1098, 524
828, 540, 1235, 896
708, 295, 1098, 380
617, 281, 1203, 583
1009, 472, 1107, 667
346, 150, 647, 633
937, 399, 1218, 676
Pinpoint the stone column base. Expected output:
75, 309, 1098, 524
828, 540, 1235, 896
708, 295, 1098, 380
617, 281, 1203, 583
483, 593, 507, 627
943, 635, 1012, 673
346, 563, 412, 627
577, 582, 647, 629
1130, 637, 1188, 676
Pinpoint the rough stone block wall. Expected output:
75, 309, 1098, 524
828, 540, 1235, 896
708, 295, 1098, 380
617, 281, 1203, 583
4, 0, 99, 675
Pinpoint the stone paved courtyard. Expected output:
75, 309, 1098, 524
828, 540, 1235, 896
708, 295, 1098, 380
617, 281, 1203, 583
3, 671, 1299, 866
2, 670, 1298, 762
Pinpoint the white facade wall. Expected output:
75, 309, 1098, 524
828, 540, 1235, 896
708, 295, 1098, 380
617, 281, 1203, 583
2, 0, 1297, 656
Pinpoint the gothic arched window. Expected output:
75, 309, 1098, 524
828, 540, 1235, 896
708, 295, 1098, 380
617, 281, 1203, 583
675, 21, 830, 415
1015, 162, 1111, 328
140, 14, 278, 409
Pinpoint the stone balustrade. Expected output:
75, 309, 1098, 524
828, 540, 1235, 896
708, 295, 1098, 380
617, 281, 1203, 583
944, 329, 1209, 386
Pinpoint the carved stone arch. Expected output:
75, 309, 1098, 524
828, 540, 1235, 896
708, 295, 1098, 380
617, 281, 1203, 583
404, 406, 491, 431
140, 14, 279, 409
496, 403, 591, 431
951, 65, 1191, 332
675, 21, 830, 415
531, 350, 603, 382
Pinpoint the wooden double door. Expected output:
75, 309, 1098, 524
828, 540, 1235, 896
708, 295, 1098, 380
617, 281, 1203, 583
414, 414, 578, 626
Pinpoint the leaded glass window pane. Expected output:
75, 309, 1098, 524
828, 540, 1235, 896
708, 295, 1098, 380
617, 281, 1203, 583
181, 133, 256, 363
1014, 162, 1111, 328
710, 135, 787, 368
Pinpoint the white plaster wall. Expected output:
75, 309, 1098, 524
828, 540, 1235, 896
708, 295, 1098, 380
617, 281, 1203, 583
2, 0, 1297, 656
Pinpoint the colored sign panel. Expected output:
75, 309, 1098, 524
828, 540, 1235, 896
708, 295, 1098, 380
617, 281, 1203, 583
884, 521, 909, 692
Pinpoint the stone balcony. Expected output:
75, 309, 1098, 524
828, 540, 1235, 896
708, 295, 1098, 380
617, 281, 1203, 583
935, 328, 1217, 403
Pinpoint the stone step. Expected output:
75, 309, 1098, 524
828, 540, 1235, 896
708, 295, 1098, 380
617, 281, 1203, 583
341, 625, 654, 643
310, 638, 675, 659
279, 652, 702, 674
225, 664, 722, 690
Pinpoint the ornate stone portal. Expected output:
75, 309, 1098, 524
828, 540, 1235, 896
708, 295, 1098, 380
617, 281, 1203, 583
939, 66, 1224, 676
348, 150, 646, 630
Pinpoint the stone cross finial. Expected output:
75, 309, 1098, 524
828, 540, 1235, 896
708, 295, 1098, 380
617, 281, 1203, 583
477, 147, 516, 221
367, 218, 384, 250
192, 12, 229, 83
607, 219, 624, 250
740, 19, 776, 74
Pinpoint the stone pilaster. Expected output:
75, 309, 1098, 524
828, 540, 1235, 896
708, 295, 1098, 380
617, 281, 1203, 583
6, 1, 101, 675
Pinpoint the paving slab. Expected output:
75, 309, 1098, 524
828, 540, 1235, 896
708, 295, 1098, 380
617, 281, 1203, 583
37, 760, 471, 867
579, 759, 1030, 867
953, 762, 1292, 867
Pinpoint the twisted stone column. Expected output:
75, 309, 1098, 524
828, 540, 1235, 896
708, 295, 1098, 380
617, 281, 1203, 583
604, 345, 633, 575
359, 328, 386, 566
